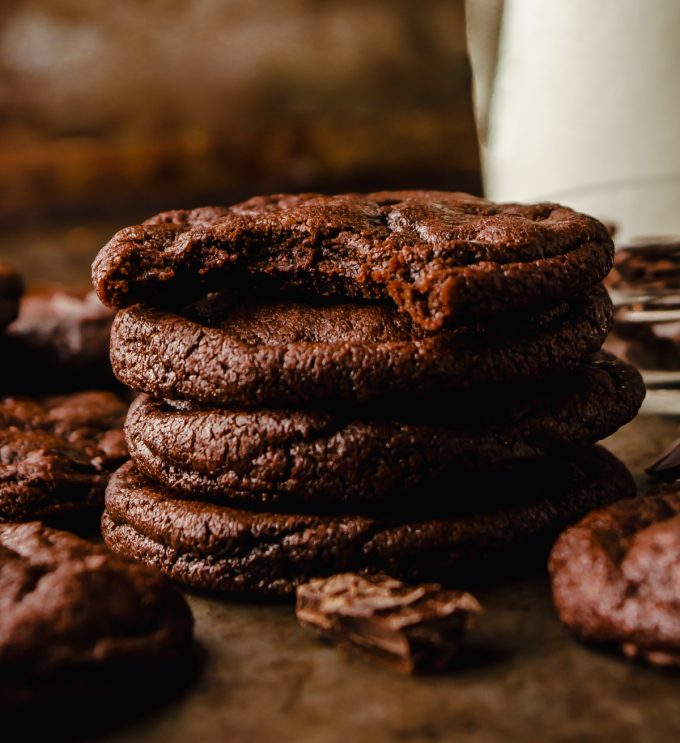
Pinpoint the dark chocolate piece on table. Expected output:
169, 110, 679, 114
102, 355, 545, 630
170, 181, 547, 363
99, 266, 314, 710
295, 573, 481, 674
646, 437, 680, 480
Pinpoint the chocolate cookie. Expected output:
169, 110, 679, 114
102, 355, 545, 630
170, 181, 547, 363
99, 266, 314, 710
124, 354, 643, 509
0, 391, 127, 526
0, 263, 22, 332
550, 489, 680, 666
93, 191, 613, 329
0, 521, 193, 709
102, 448, 634, 596
2, 286, 115, 392
110, 286, 612, 407
606, 236, 680, 293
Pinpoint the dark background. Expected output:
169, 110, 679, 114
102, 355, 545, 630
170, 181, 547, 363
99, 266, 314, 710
0, 0, 480, 285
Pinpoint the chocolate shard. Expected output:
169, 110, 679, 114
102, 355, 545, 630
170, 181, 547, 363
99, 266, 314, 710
295, 573, 481, 674
646, 437, 680, 480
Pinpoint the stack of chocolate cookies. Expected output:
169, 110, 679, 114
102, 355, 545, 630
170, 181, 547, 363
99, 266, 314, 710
93, 191, 645, 597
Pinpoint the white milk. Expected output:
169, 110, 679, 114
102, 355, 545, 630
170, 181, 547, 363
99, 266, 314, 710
467, 0, 680, 238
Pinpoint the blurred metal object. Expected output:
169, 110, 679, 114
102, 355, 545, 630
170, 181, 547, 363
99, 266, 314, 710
604, 236, 680, 396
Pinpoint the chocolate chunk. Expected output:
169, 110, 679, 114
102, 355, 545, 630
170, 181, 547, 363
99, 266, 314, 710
296, 573, 481, 673
646, 437, 680, 480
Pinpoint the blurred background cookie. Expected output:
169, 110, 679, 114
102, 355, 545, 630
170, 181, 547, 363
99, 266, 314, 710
0, 391, 127, 529
1, 285, 116, 393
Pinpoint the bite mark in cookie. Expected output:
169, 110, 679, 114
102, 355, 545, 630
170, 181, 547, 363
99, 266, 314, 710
93, 191, 613, 329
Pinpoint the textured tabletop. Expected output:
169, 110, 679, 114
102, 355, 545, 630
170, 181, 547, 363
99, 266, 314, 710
3, 224, 680, 743
95, 415, 680, 743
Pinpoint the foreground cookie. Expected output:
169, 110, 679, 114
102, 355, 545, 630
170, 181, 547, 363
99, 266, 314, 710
0, 522, 193, 709
296, 573, 481, 674
125, 354, 644, 508
102, 448, 633, 596
550, 490, 680, 666
111, 286, 612, 407
0, 391, 127, 526
0, 263, 22, 332
3, 287, 115, 391
93, 191, 613, 329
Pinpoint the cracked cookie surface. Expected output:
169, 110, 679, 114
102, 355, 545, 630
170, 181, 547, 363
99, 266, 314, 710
550, 489, 680, 666
0, 391, 128, 526
110, 285, 612, 407
0, 521, 193, 708
124, 353, 644, 508
103, 449, 633, 596
93, 191, 613, 329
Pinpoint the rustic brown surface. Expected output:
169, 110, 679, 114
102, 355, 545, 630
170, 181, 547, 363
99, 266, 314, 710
85, 417, 680, 743
3, 233, 680, 741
